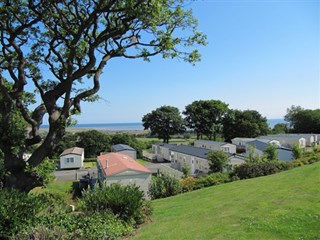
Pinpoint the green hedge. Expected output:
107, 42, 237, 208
231, 161, 293, 180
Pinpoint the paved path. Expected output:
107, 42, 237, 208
53, 167, 97, 181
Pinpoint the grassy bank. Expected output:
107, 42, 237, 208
132, 162, 320, 240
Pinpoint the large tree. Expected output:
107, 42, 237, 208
142, 105, 185, 143
183, 100, 229, 140
0, 0, 206, 192
285, 106, 320, 133
222, 109, 269, 142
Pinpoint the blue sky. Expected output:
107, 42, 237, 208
75, 0, 319, 124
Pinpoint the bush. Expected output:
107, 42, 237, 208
181, 173, 230, 192
80, 183, 150, 225
0, 190, 59, 238
15, 211, 134, 240
231, 161, 292, 180
149, 174, 182, 199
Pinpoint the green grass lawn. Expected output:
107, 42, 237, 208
136, 158, 149, 166
31, 180, 75, 204
132, 162, 320, 240
84, 161, 96, 168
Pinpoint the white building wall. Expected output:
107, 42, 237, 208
170, 151, 210, 174
103, 171, 152, 199
195, 140, 237, 154
60, 153, 83, 169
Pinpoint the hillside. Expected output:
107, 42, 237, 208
132, 163, 320, 240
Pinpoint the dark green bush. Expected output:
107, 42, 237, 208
231, 161, 292, 180
15, 211, 134, 240
0, 190, 56, 238
148, 174, 182, 199
180, 173, 230, 192
0, 188, 137, 240
80, 183, 150, 225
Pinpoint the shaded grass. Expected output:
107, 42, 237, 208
31, 180, 75, 204
132, 162, 320, 240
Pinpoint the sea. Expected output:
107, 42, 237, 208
40, 119, 286, 131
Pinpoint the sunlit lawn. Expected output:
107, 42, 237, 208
132, 162, 320, 240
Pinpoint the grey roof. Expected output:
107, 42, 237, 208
196, 140, 232, 146
246, 139, 270, 152
170, 145, 210, 159
111, 144, 135, 152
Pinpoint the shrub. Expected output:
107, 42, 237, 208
15, 211, 134, 240
181, 173, 230, 192
0, 190, 57, 238
198, 172, 230, 187
80, 183, 149, 225
180, 177, 198, 192
149, 174, 182, 199
231, 161, 292, 180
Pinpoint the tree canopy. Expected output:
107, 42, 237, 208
207, 150, 230, 173
183, 100, 229, 140
142, 105, 185, 143
0, 0, 206, 192
285, 106, 320, 133
222, 109, 269, 142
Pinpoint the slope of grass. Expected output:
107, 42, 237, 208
132, 163, 320, 240
31, 180, 75, 203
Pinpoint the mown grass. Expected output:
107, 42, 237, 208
132, 162, 320, 240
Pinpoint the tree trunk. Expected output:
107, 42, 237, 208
4, 167, 40, 192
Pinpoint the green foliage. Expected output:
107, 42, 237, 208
149, 174, 182, 199
246, 145, 263, 163
207, 150, 230, 173
285, 105, 320, 133
0, 188, 138, 239
182, 163, 191, 178
183, 100, 229, 140
0, 151, 5, 189
50, 133, 78, 158
222, 109, 269, 142
26, 158, 56, 186
1, 0, 205, 192
180, 173, 230, 192
80, 183, 150, 225
231, 161, 292, 180
76, 130, 111, 157
271, 123, 289, 134
292, 144, 303, 159
0, 189, 56, 238
263, 143, 278, 161
142, 105, 186, 143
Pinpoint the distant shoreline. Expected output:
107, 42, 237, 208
40, 119, 286, 131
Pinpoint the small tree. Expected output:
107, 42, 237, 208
264, 143, 278, 161
292, 144, 303, 159
142, 106, 185, 143
182, 163, 191, 178
246, 145, 263, 163
148, 174, 182, 199
207, 150, 230, 173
